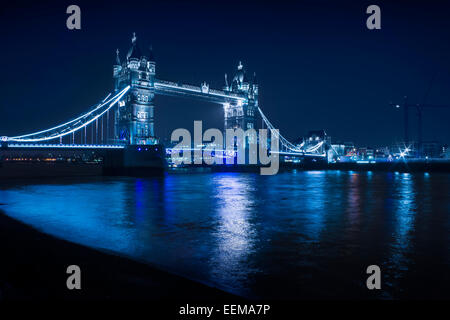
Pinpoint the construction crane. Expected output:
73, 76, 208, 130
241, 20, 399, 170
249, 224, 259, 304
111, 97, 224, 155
390, 98, 450, 157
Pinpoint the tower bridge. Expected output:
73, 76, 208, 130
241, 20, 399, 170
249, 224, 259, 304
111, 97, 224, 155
113, 33, 259, 146
1, 33, 327, 173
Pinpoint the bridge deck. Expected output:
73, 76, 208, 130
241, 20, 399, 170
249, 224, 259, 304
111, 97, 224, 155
154, 79, 246, 104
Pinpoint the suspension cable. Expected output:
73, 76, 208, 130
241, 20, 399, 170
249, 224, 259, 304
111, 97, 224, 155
8, 86, 130, 142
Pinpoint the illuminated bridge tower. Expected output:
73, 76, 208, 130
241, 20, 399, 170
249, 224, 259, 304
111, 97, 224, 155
113, 33, 157, 145
223, 62, 258, 131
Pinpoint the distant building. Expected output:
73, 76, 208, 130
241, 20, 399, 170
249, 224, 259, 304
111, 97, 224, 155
328, 141, 355, 162
374, 147, 390, 159
302, 130, 329, 156
355, 147, 375, 160
442, 144, 450, 159
422, 141, 441, 158
306, 130, 330, 144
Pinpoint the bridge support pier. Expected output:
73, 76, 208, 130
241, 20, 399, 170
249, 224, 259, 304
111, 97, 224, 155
102, 144, 166, 176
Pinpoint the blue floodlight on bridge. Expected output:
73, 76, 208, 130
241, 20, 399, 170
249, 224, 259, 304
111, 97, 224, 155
1, 33, 326, 158
5, 86, 130, 143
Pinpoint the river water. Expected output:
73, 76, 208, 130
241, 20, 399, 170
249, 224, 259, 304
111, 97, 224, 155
1, 170, 449, 299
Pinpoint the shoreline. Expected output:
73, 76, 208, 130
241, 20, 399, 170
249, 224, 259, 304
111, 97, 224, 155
2, 160, 450, 179
0, 210, 240, 301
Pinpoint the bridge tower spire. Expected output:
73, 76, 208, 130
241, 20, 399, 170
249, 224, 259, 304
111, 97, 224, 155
224, 62, 258, 132
113, 49, 122, 91
114, 33, 157, 145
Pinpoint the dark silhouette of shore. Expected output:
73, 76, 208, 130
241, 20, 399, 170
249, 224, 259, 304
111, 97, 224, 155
0, 210, 239, 301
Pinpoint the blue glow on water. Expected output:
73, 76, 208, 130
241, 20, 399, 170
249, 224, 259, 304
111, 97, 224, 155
0, 180, 139, 253
0, 171, 449, 299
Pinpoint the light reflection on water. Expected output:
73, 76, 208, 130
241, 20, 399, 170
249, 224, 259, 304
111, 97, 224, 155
209, 174, 257, 296
0, 171, 449, 299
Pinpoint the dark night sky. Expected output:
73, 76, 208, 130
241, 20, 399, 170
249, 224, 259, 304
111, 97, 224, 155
1, 0, 449, 147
